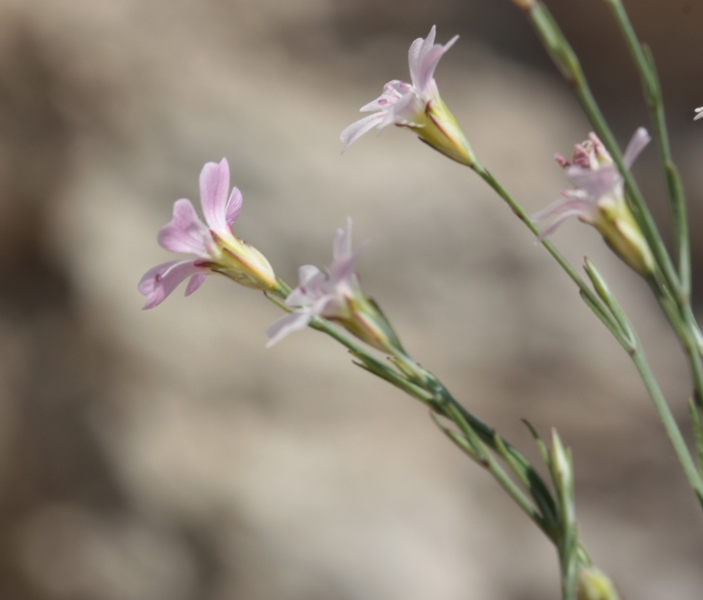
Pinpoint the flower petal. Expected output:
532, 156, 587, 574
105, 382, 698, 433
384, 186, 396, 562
535, 201, 597, 238
328, 219, 363, 290
360, 81, 407, 112
225, 186, 243, 227
286, 265, 325, 307
138, 259, 207, 309
695, 107, 703, 121
265, 310, 314, 348
200, 158, 231, 236
340, 112, 387, 151
408, 26, 436, 88
380, 90, 424, 128
408, 26, 458, 99
565, 164, 621, 199
333, 218, 352, 260
185, 272, 208, 295
623, 127, 650, 168
157, 199, 212, 255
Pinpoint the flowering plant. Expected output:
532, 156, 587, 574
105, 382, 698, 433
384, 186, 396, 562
140, 2, 703, 599
266, 219, 403, 354
535, 127, 654, 275
139, 158, 279, 309
340, 26, 475, 166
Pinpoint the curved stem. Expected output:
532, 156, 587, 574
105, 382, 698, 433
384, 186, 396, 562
470, 161, 625, 341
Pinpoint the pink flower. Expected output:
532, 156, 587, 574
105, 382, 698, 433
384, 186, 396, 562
340, 26, 474, 166
695, 106, 703, 121
139, 158, 277, 309
535, 128, 654, 275
267, 220, 402, 353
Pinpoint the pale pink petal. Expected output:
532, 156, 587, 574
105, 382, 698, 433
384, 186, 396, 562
185, 272, 208, 295
694, 107, 703, 121
200, 158, 230, 236
138, 259, 207, 309
565, 165, 621, 198
265, 310, 314, 347
538, 209, 592, 238
157, 199, 212, 255
329, 222, 364, 291
328, 218, 365, 287
333, 218, 352, 260
408, 26, 458, 98
411, 45, 444, 97
329, 254, 360, 289
340, 113, 387, 150
225, 186, 243, 227
286, 266, 325, 306
623, 127, 650, 168
360, 81, 407, 112
533, 196, 592, 220
408, 27, 436, 86
380, 91, 424, 128
298, 264, 324, 287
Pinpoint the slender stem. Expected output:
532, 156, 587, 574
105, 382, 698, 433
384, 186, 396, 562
629, 334, 703, 506
644, 277, 703, 413
263, 268, 604, 597
436, 403, 550, 536
604, 0, 690, 297
436, 388, 559, 531
266, 289, 564, 537
471, 162, 623, 337
680, 305, 703, 409
519, 0, 682, 301
510, 0, 703, 513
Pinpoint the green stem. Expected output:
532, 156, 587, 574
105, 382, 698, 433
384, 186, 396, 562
265, 289, 563, 538
471, 162, 621, 337
435, 403, 549, 535
629, 332, 703, 506
520, 0, 682, 302
604, 0, 690, 297
511, 0, 703, 513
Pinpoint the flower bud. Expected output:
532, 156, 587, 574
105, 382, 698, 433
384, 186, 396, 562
535, 129, 655, 277
578, 567, 620, 600
267, 219, 404, 355
590, 197, 655, 277
414, 96, 476, 166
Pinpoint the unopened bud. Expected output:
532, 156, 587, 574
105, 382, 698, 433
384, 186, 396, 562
578, 567, 620, 600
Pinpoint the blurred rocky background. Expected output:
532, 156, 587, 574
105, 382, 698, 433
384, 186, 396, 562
0, 0, 701, 598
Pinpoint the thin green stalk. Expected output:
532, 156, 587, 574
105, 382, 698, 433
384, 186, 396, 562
567, 273, 703, 504
265, 275, 613, 597
683, 301, 703, 365
582, 259, 637, 351
604, 0, 690, 297
510, 0, 703, 511
680, 305, 703, 409
421, 371, 560, 530
629, 337, 703, 506
267, 289, 564, 535
517, 0, 682, 301
471, 162, 621, 337
645, 278, 703, 412
266, 289, 560, 525
435, 402, 551, 536
689, 399, 703, 475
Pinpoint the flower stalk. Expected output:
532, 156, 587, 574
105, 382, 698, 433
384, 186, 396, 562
513, 0, 681, 301
602, 0, 690, 296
